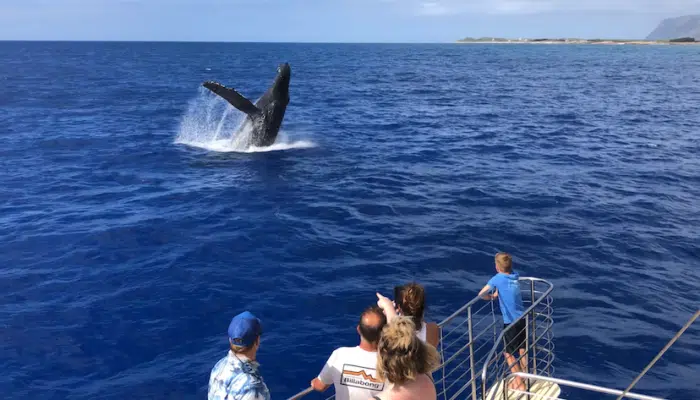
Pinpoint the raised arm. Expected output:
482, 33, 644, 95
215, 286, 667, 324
376, 292, 398, 323
478, 284, 498, 301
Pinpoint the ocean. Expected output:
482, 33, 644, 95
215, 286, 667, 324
0, 41, 698, 399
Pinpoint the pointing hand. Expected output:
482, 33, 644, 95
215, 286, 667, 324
376, 292, 398, 322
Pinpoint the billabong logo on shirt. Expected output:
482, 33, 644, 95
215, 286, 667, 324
340, 364, 384, 391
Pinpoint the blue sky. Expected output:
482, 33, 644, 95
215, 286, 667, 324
1, 0, 699, 42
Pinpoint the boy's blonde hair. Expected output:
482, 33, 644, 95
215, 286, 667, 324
376, 316, 440, 385
495, 252, 512, 273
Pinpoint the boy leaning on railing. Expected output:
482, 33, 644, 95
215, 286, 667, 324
478, 252, 528, 391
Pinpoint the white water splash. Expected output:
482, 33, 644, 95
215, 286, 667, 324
174, 87, 315, 153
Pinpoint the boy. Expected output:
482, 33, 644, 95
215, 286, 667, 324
478, 252, 527, 391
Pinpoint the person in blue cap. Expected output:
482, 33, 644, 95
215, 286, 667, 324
208, 311, 271, 400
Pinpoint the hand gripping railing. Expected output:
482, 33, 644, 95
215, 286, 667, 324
286, 277, 554, 400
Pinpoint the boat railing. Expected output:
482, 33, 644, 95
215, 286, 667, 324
287, 387, 315, 400
493, 309, 699, 400
286, 277, 554, 400
479, 278, 555, 400
500, 373, 666, 400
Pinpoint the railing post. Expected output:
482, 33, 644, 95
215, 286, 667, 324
467, 305, 478, 400
440, 327, 447, 400
525, 313, 531, 400
530, 279, 537, 376
489, 297, 496, 400
490, 298, 497, 346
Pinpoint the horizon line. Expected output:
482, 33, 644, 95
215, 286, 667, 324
0, 39, 456, 44
0, 37, 656, 44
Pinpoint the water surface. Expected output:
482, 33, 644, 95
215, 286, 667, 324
0, 42, 698, 399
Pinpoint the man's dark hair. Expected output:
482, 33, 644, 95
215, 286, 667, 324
358, 305, 387, 344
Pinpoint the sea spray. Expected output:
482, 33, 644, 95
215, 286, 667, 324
174, 87, 316, 153
175, 87, 246, 148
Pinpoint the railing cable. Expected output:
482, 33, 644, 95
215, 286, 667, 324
615, 309, 700, 400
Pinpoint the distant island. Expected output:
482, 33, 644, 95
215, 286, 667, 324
455, 37, 697, 45
646, 14, 700, 40
457, 14, 700, 45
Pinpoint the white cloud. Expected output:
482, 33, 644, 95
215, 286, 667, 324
491, 0, 554, 14
418, 1, 450, 16
394, 0, 700, 16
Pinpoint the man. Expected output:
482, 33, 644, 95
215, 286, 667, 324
311, 306, 388, 400
208, 311, 271, 400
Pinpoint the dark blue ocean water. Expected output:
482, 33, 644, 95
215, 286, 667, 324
1, 41, 699, 400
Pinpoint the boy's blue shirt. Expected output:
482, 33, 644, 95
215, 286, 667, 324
487, 271, 524, 324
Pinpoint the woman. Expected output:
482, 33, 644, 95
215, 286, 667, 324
393, 283, 440, 348
368, 314, 440, 400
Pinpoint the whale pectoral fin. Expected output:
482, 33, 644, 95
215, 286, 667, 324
202, 81, 260, 115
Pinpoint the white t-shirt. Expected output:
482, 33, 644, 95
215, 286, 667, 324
416, 321, 427, 343
317, 346, 385, 400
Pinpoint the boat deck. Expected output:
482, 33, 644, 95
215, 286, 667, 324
485, 377, 561, 400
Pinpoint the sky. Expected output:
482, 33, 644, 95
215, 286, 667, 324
1, 0, 700, 42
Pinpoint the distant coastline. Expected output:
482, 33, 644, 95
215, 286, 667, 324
455, 37, 699, 45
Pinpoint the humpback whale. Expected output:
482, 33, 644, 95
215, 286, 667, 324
202, 63, 291, 148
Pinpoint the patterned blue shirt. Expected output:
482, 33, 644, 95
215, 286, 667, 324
208, 351, 271, 400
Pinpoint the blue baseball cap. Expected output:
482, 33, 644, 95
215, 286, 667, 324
228, 311, 262, 347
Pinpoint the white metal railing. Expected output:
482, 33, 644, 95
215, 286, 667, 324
479, 278, 555, 400
500, 373, 666, 400
286, 277, 554, 400
287, 387, 315, 400
488, 309, 700, 400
